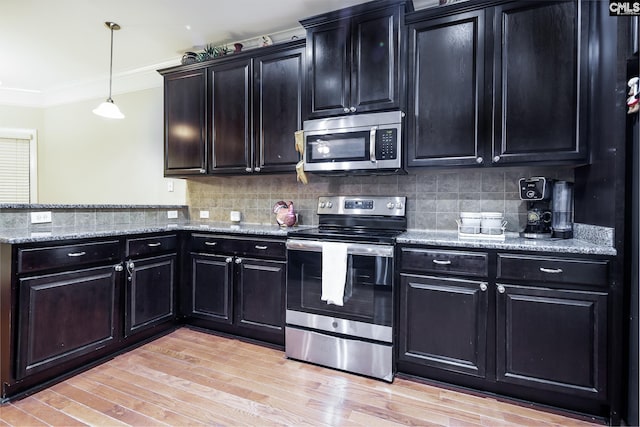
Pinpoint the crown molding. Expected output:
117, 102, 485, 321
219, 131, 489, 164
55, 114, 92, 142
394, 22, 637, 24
0, 27, 306, 109
0, 58, 180, 108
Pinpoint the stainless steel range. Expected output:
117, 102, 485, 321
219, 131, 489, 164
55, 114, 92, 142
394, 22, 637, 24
285, 195, 406, 382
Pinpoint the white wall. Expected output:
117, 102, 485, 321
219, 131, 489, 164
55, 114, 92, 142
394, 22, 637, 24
0, 88, 186, 205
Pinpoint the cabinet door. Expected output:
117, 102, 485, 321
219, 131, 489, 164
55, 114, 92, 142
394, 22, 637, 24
492, 1, 587, 165
189, 253, 233, 324
496, 284, 607, 398
209, 59, 252, 173
399, 274, 488, 378
16, 265, 118, 379
236, 258, 285, 341
351, 7, 400, 113
307, 20, 351, 118
163, 69, 207, 175
125, 254, 176, 337
407, 10, 485, 167
254, 45, 305, 173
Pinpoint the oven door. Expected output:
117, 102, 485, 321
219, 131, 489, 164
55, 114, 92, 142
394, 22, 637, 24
286, 239, 394, 331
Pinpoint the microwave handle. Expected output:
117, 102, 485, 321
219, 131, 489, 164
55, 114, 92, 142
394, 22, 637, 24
370, 126, 377, 163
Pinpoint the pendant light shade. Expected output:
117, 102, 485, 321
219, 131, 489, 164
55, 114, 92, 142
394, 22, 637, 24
93, 21, 124, 119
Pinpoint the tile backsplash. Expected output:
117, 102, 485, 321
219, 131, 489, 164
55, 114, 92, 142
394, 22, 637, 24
187, 167, 574, 232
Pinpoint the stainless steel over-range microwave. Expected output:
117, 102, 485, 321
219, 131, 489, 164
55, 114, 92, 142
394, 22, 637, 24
302, 111, 403, 173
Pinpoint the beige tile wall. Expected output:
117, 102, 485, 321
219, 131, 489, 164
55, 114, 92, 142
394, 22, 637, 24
187, 167, 574, 232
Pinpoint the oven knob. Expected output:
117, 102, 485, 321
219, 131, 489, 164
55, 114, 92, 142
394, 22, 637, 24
319, 202, 326, 208
395, 202, 403, 209
332, 321, 339, 328
326, 202, 333, 208
386, 202, 394, 209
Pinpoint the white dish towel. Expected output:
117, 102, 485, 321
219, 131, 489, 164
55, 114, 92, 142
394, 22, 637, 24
321, 242, 349, 306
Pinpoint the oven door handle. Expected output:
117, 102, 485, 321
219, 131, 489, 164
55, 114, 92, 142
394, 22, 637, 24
286, 239, 394, 258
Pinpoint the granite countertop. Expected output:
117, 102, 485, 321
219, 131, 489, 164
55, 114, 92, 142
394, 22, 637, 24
0, 221, 300, 244
397, 230, 617, 256
0, 222, 616, 256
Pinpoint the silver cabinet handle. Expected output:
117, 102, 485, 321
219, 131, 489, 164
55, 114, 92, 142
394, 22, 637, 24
343, 107, 350, 113
147, 242, 162, 247
67, 251, 86, 257
497, 285, 506, 294
225, 257, 233, 263
476, 157, 483, 164
114, 264, 123, 272
128, 261, 135, 269
199, 168, 206, 174
245, 167, 252, 172
255, 245, 268, 250
235, 258, 242, 264
432, 259, 452, 265
493, 155, 501, 163
540, 267, 563, 274
255, 167, 261, 172
349, 106, 356, 113
205, 241, 217, 246
480, 283, 488, 292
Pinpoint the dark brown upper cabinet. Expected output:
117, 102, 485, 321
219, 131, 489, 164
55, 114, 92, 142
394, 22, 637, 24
406, 0, 589, 168
209, 58, 252, 174
162, 69, 207, 176
301, 0, 412, 119
159, 40, 305, 176
253, 45, 306, 173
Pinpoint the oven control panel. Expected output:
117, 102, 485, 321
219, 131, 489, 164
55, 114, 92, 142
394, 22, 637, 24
317, 196, 406, 216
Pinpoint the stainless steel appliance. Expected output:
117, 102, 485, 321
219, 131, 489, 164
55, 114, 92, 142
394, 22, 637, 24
285, 195, 406, 382
519, 176, 574, 239
302, 111, 403, 174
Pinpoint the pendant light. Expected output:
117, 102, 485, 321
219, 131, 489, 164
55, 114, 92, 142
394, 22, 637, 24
93, 21, 124, 119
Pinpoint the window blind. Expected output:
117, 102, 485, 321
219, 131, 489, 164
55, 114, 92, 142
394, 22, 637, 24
0, 137, 31, 203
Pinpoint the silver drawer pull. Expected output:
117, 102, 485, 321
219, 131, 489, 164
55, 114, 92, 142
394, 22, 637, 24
540, 267, 563, 274
67, 251, 86, 257
255, 245, 268, 250
432, 259, 452, 265
205, 241, 218, 246
147, 242, 162, 247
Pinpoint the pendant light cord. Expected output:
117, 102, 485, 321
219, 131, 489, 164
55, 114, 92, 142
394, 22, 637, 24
108, 23, 115, 101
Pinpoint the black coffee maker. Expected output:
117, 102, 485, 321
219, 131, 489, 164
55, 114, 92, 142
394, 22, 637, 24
519, 176, 573, 239
519, 177, 553, 239
519, 177, 574, 239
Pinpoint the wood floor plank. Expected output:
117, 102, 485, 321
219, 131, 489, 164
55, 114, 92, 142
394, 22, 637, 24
0, 404, 49, 427
4, 396, 86, 427
0, 328, 604, 427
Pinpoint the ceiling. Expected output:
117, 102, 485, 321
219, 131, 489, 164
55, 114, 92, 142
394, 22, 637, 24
1, 0, 436, 108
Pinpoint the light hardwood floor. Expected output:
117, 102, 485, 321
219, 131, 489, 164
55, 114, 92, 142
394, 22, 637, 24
0, 328, 603, 426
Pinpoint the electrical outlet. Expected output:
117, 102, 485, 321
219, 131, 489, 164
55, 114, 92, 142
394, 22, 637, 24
30, 211, 52, 224
167, 181, 174, 192
167, 210, 178, 219
199, 210, 210, 219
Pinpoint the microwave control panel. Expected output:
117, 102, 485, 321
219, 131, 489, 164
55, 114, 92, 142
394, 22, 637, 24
376, 129, 397, 160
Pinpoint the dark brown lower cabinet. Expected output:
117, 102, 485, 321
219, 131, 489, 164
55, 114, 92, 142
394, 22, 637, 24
16, 265, 118, 380
496, 284, 608, 398
124, 254, 176, 337
185, 234, 286, 346
236, 257, 285, 334
397, 244, 614, 419
399, 274, 488, 378
189, 253, 233, 324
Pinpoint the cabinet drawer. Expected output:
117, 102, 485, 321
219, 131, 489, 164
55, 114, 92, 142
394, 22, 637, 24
126, 234, 177, 258
233, 238, 286, 259
190, 234, 286, 259
497, 254, 609, 287
18, 240, 120, 274
191, 234, 233, 253
400, 248, 488, 277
